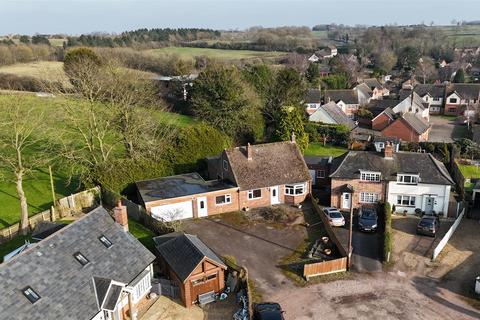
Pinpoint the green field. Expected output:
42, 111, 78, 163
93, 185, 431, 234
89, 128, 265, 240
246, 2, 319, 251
304, 143, 348, 157
0, 94, 194, 229
147, 46, 287, 61
437, 25, 480, 46
0, 61, 69, 84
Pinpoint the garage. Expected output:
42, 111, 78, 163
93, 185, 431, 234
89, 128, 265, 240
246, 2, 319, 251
151, 201, 193, 221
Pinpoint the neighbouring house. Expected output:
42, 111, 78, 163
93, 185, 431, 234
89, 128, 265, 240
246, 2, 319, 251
391, 92, 430, 121
372, 107, 396, 131
308, 46, 338, 62
308, 101, 357, 129
138, 139, 311, 222
354, 83, 373, 105
381, 112, 431, 142
0, 205, 155, 320
400, 84, 446, 115
440, 61, 472, 82
318, 65, 331, 77
304, 156, 333, 188
359, 78, 389, 99
444, 83, 480, 116
329, 143, 454, 215
324, 89, 359, 118
305, 88, 322, 115
373, 136, 400, 153
154, 232, 227, 308
366, 99, 401, 120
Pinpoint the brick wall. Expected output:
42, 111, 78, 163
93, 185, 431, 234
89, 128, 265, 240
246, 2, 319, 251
381, 118, 426, 142
331, 178, 386, 210
372, 113, 392, 131
238, 187, 273, 210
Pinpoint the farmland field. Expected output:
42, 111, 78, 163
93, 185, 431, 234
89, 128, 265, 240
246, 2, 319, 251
147, 46, 287, 61
0, 94, 195, 228
0, 61, 69, 84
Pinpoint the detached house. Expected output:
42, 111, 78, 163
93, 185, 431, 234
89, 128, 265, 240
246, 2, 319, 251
305, 88, 322, 115
138, 139, 311, 222
308, 45, 338, 62
0, 205, 155, 320
444, 83, 480, 116
401, 84, 446, 115
329, 143, 454, 215
360, 78, 390, 99
308, 101, 357, 129
324, 89, 359, 118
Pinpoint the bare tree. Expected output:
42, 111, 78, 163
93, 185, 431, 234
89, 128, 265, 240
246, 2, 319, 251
0, 96, 51, 234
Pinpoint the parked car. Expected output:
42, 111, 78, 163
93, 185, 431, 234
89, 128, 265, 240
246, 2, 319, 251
416, 215, 440, 237
253, 303, 285, 320
358, 207, 378, 232
322, 207, 345, 227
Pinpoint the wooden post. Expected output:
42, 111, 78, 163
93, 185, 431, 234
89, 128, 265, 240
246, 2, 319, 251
49, 165, 56, 205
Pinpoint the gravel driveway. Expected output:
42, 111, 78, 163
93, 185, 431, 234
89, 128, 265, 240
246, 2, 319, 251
429, 116, 468, 143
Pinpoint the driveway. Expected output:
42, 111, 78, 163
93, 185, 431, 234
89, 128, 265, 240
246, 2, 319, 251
429, 116, 468, 143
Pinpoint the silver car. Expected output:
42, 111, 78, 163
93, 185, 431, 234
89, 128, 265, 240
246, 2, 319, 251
323, 207, 345, 227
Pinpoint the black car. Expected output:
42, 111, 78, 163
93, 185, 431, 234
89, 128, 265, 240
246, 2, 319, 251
253, 303, 285, 320
416, 215, 440, 237
358, 207, 378, 232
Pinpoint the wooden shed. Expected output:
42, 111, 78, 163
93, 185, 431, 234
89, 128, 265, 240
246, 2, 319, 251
154, 232, 227, 307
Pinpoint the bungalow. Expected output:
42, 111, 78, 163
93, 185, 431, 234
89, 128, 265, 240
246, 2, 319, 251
308, 101, 357, 130
324, 89, 359, 118
0, 205, 155, 320
444, 83, 480, 116
329, 143, 454, 215
154, 232, 227, 308
138, 139, 311, 221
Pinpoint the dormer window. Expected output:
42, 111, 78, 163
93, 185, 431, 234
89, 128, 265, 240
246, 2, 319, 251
22, 286, 40, 304
360, 171, 381, 182
73, 252, 90, 266
99, 235, 113, 248
397, 174, 419, 184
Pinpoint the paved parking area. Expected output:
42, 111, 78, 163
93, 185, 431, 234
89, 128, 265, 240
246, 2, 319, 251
429, 116, 468, 142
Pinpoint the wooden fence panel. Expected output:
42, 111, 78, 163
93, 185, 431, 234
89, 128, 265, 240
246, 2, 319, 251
303, 257, 348, 279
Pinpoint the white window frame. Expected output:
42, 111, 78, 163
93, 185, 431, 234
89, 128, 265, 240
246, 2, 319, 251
248, 189, 262, 200
449, 97, 458, 104
316, 170, 325, 178
397, 174, 419, 184
360, 192, 378, 203
132, 272, 152, 303
396, 195, 416, 207
360, 171, 381, 182
285, 183, 306, 196
215, 194, 232, 205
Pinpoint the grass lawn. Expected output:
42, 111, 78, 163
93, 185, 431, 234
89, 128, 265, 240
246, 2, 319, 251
304, 143, 348, 157
0, 235, 31, 263
150, 110, 196, 128
458, 163, 480, 179
147, 47, 287, 61
128, 219, 156, 253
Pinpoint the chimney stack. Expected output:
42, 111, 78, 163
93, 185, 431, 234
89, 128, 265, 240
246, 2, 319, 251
247, 143, 253, 160
291, 132, 296, 144
113, 200, 129, 232
384, 141, 394, 159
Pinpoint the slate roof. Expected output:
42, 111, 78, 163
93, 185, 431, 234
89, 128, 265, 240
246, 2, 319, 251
224, 141, 311, 190
413, 84, 445, 99
306, 88, 321, 104
154, 233, 226, 283
329, 151, 454, 185
311, 101, 356, 129
367, 99, 400, 117
400, 113, 431, 134
137, 173, 235, 203
303, 156, 332, 166
324, 90, 358, 105
447, 83, 480, 100
363, 78, 383, 90
355, 83, 373, 96
0, 207, 155, 320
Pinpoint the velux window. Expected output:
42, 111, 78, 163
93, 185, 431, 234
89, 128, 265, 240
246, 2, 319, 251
99, 235, 113, 248
73, 252, 90, 266
22, 286, 41, 304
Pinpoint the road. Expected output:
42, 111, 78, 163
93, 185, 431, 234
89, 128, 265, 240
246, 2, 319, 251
428, 115, 468, 143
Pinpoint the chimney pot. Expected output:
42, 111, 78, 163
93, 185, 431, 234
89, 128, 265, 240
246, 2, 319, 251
247, 143, 253, 160
113, 200, 129, 232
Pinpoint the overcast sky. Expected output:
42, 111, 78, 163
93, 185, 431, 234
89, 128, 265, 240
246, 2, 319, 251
2, 0, 480, 35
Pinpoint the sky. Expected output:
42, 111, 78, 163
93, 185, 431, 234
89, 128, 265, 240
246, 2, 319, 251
2, 0, 480, 35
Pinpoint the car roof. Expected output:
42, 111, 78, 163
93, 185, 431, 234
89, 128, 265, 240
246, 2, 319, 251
324, 207, 339, 211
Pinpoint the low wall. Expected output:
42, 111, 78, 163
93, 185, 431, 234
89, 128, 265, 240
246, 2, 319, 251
432, 208, 465, 260
303, 257, 348, 279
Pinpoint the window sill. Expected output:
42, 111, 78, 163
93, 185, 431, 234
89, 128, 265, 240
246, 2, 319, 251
248, 197, 262, 201
216, 202, 232, 206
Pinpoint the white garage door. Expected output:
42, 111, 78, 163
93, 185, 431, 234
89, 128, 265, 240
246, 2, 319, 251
309, 170, 316, 185
151, 201, 193, 221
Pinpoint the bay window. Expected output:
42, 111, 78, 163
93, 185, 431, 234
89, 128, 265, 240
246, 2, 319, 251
285, 183, 306, 195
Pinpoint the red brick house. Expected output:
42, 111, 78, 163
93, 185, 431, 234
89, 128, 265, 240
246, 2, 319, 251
304, 156, 333, 188
381, 113, 431, 142
371, 107, 395, 131
154, 233, 227, 308
444, 83, 480, 116
137, 139, 311, 221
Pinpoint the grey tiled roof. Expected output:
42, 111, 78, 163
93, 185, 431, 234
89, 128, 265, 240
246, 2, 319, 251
401, 113, 431, 135
367, 100, 400, 117
414, 84, 445, 98
447, 83, 480, 100
315, 101, 356, 129
330, 151, 454, 185
324, 90, 358, 105
154, 233, 226, 283
225, 141, 311, 190
306, 88, 321, 104
0, 207, 155, 320
363, 78, 383, 90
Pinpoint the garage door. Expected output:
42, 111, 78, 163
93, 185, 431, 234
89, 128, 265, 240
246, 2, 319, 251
309, 170, 316, 185
151, 201, 193, 221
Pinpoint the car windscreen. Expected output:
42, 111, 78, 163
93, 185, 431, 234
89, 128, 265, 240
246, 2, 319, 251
330, 211, 343, 219
419, 219, 434, 227
361, 210, 376, 220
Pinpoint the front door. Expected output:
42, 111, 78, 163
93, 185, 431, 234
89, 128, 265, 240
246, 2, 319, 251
271, 186, 280, 205
425, 197, 434, 213
197, 197, 208, 217
342, 193, 351, 210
